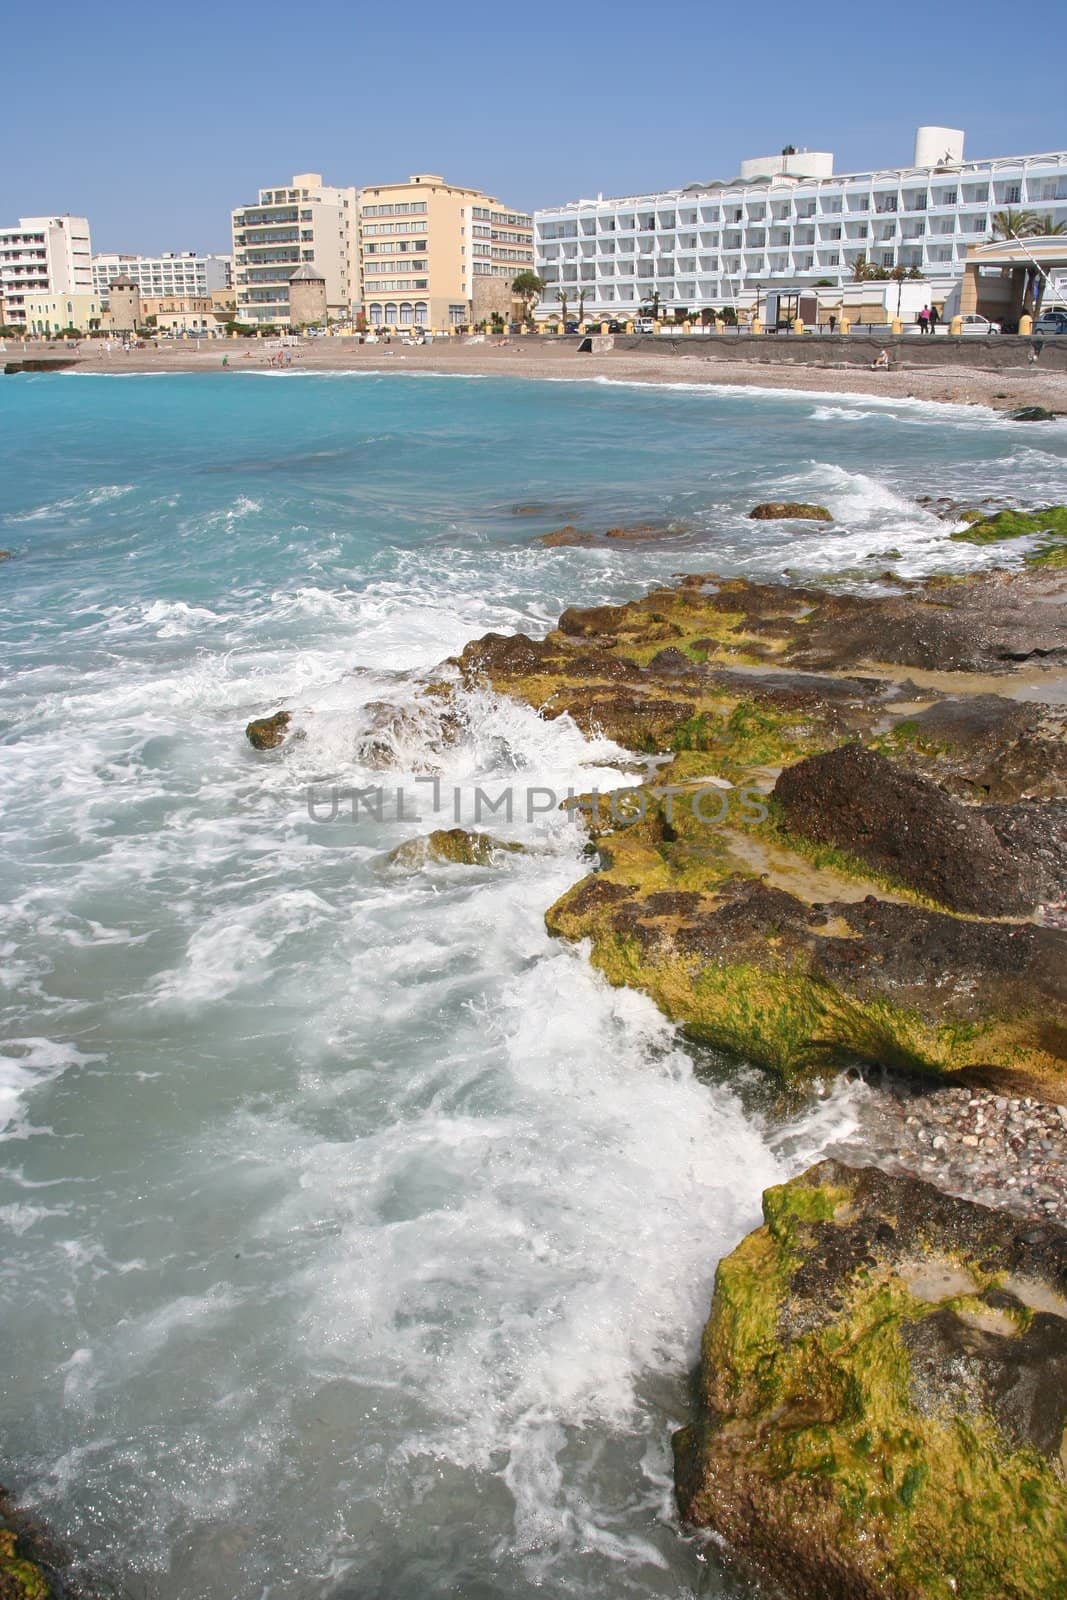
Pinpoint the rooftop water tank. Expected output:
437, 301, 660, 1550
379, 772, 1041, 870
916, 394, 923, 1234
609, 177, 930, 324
914, 126, 965, 167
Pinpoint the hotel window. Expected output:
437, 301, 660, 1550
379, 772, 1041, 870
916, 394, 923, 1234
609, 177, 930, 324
369, 304, 382, 324
414, 301, 428, 325
385, 302, 398, 322
399, 302, 413, 325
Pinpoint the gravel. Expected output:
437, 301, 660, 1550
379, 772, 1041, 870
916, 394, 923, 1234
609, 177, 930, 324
827, 1076, 1067, 1225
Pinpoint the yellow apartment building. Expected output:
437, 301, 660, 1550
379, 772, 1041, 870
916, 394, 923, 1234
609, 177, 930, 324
358, 174, 533, 331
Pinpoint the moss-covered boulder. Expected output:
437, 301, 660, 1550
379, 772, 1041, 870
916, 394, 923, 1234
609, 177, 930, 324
772, 744, 1043, 916
749, 502, 833, 522
674, 1159, 1067, 1600
245, 710, 291, 750
547, 868, 1067, 1093
1011, 406, 1057, 422
950, 506, 1067, 569
386, 828, 524, 870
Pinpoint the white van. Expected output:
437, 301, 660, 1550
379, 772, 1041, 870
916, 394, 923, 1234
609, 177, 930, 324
634, 317, 655, 333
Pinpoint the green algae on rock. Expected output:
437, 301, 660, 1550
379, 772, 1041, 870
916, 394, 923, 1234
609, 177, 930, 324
455, 567, 1067, 1098
386, 828, 524, 870
245, 710, 292, 750
546, 866, 1067, 1094
0, 1529, 50, 1600
749, 502, 833, 522
674, 1159, 1067, 1600
950, 505, 1067, 568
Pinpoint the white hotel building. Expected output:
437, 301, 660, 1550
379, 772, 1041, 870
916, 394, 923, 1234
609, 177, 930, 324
0, 215, 93, 327
92, 252, 232, 300
534, 127, 1067, 317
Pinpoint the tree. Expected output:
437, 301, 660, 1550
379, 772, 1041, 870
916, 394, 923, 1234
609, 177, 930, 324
576, 288, 587, 324
991, 209, 1042, 241
555, 288, 569, 325
1034, 215, 1067, 237
511, 270, 544, 321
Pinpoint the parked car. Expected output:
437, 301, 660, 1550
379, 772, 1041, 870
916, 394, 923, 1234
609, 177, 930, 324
607, 320, 623, 333
564, 321, 580, 334
634, 317, 655, 333
958, 313, 1001, 336
1034, 310, 1067, 335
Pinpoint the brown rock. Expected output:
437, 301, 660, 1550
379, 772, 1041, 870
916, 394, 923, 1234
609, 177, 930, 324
773, 744, 1043, 915
749, 502, 833, 522
245, 710, 291, 750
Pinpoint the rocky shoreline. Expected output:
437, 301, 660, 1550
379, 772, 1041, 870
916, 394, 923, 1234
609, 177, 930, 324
245, 499, 1067, 1598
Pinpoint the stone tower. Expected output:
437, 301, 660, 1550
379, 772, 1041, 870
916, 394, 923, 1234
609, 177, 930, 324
288, 262, 328, 327
107, 274, 141, 334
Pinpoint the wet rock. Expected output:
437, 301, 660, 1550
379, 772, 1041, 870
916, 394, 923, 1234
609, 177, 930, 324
386, 828, 524, 870
781, 567, 1067, 673
556, 603, 632, 639
748, 502, 833, 522
773, 744, 1042, 915
245, 710, 291, 750
982, 799, 1067, 914
356, 697, 464, 770
455, 631, 559, 678
548, 863, 1067, 1092
1011, 406, 1056, 422
0, 1487, 80, 1600
890, 694, 1067, 803
949, 505, 1067, 569
602, 521, 681, 542
674, 1160, 1067, 1600
536, 524, 596, 547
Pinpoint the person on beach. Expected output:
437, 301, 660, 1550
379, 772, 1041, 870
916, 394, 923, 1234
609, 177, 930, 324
929, 305, 940, 333
221, 355, 229, 368
917, 306, 930, 335
871, 348, 890, 370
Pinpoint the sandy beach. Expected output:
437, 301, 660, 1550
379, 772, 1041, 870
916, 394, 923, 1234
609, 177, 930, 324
28, 333, 1067, 411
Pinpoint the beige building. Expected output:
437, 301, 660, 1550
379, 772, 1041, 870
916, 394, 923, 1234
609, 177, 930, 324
231, 172, 357, 327
1, 215, 93, 327
23, 290, 103, 335
358, 174, 533, 331
141, 294, 223, 334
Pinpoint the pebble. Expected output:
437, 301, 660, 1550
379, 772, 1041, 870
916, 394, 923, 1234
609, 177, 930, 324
827, 1076, 1067, 1227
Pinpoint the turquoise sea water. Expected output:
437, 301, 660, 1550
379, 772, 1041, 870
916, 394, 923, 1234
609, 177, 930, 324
1, 373, 1066, 1600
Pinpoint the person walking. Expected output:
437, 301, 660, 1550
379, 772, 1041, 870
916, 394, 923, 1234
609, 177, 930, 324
828, 313, 837, 335
929, 304, 940, 334
917, 306, 930, 335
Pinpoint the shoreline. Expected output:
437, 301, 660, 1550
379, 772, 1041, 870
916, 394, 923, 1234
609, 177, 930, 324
15, 335, 1067, 411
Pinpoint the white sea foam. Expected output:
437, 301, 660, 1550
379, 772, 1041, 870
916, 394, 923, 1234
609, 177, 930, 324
0, 1039, 98, 1139
4, 484, 134, 522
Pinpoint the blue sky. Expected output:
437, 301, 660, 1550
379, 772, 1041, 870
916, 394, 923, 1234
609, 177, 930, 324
4, 0, 1064, 254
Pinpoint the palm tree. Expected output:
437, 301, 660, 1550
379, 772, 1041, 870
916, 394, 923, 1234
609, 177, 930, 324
576, 288, 587, 324
990, 209, 1042, 241
1033, 215, 1067, 237
555, 288, 569, 327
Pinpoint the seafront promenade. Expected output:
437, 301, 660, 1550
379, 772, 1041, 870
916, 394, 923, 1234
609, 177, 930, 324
5, 332, 1067, 411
